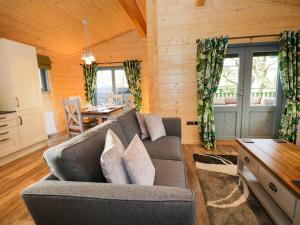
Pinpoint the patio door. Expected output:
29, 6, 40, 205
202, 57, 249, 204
214, 44, 283, 139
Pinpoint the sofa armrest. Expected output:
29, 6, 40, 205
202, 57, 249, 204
162, 117, 181, 138
21, 180, 195, 225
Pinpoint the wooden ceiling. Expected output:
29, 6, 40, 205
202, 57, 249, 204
0, 0, 146, 55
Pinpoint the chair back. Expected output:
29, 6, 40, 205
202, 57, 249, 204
62, 98, 84, 136
69, 96, 82, 109
126, 95, 134, 109
108, 94, 123, 106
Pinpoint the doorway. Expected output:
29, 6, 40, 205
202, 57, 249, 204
214, 43, 283, 139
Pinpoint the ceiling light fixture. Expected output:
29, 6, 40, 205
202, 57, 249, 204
81, 19, 95, 65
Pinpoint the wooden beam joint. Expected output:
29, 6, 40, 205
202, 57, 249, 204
117, 0, 147, 38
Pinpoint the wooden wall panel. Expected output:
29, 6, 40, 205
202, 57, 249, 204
37, 48, 85, 133
69, 30, 149, 112
146, 0, 300, 144
37, 30, 149, 135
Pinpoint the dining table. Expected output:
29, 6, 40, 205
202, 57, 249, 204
81, 105, 126, 122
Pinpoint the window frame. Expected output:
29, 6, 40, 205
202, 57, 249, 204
39, 68, 50, 92
95, 66, 129, 105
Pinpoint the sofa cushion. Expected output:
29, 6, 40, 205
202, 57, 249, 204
152, 159, 186, 188
144, 114, 166, 141
123, 135, 155, 186
143, 136, 182, 161
109, 108, 141, 143
100, 129, 130, 184
43, 121, 128, 182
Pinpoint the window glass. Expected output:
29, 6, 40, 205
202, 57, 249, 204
38, 69, 50, 92
214, 54, 239, 106
96, 70, 113, 105
250, 52, 278, 106
95, 68, 130, 105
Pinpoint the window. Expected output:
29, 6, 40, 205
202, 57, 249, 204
250, 52, 278, 106
214, 54, 239, 106
95, 67, 130, 105
38, 69, 50, 92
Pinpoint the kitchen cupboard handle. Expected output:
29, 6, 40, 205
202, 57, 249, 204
15, 97, 20, 107
18, 116, 23, 125
269, 182, 277, 192
0, 137, 9, 142
0, 116, 6, 120
0, 124, 8, 128
244, 156, 250, 163
0, 131, 9, 135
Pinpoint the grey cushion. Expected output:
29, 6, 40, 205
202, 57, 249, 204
109, 108, 141, 143
143, 136, 182, 161
43, 121, 128, 182
152, 159, 186, 188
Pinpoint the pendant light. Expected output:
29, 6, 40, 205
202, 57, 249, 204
81, 19, 95, 65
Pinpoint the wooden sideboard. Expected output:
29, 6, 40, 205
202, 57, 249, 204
237, 139, 300, 225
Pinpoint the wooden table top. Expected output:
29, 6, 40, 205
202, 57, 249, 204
237, 138, 300, 198
81, 105, 125, 116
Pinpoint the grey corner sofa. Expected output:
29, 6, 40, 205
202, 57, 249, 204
21, 109, 195, 225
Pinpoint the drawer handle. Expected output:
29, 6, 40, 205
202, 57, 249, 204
269, 182, 277, 192
0, 137, 9, 142
0, 131, 9, 135
0, 124, 8, 128
244, 156, 250, 163
15, 97, 20, 107
19, 116, 23, 126
0, 116, 6, 120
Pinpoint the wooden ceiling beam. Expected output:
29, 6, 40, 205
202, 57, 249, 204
260, 0, 300, 8
196, 0, 206, 7
117, 0, 147, 38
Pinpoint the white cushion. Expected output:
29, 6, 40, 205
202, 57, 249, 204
104, 128, 125, 150
144, 114, 166, 141
123, 135, 155, 185
100, 129, 130, 184
136, 112, 150, 140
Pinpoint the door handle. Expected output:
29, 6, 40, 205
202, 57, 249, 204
18, 116, 23, 126
15, 97, 20, 107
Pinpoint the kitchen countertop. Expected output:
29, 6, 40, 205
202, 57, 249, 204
0, 111, 16, 114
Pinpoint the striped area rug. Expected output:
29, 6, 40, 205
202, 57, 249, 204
193, 154, 274, 225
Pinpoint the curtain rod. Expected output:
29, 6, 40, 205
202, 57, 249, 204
228, 34, 280, 40
80, 60, 142, 66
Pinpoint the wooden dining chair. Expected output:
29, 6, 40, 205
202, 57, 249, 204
126, 95, 134, 110
108, 94, 123, 106
69, 96, 82, 108
62, 98, 98, 137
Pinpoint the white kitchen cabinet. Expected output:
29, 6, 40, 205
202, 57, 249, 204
0, 113, 21, 158
0, 38, 47, 165
0, 38, 42, 111
17, 109, 47, 148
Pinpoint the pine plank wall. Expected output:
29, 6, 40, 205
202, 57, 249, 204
40, 0, 300, 144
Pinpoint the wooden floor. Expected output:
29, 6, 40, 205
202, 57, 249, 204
0, 134, 241, 225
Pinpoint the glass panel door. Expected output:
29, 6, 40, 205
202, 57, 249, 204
214, 48, 244, 139
214, 44, 283, 140
241, 45, 282, 138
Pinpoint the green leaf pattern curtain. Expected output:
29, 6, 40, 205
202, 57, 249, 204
196, 37, 228, 149
123, 60, 142, 111
278, 31, 300, 143
82, 63, 97, 106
